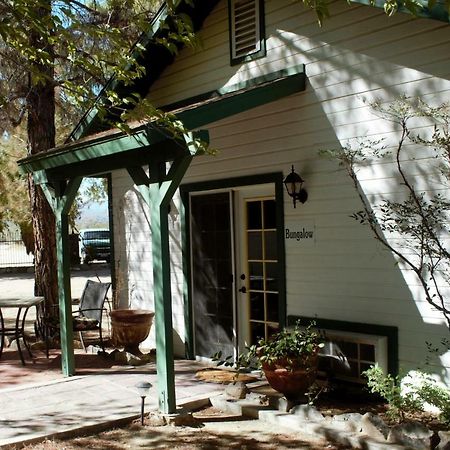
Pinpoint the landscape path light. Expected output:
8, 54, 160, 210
136, 381, 152, 425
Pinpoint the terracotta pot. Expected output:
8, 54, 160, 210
261, 355, 318, 401
110, 309, 154, 356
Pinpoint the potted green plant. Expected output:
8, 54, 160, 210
215, 321, 324, 401
254, 321, 324, 401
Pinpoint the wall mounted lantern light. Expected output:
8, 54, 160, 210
283, 165, 308, 208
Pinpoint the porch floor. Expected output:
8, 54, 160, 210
0, 346, 223, 448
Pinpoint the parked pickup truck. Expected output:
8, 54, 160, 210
79, 229, 111, 263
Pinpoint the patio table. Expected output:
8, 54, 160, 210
0, 296, 44, 365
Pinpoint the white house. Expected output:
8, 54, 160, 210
19, 0, 450, 412
113, 0, 450, 378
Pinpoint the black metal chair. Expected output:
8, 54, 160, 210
44, 280, 111, 356
73, 280, 111, 353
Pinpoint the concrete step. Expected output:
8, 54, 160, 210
210, 392, 273, 419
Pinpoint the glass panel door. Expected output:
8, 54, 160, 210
190, 192, 235, 358
245, 198, 279, 344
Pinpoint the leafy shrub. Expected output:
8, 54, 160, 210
363, 366, 450, 424
363, 366, 423, 422
414, 373, 450, 425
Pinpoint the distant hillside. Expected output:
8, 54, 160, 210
76, 202, 109, 229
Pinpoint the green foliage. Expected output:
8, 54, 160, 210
364, 366, 450, 425
0, 132, 30, 233
415, 374, 450, 425
213, 321, 325, 372
363, 366, 423, 422
294, 0, 450, 25
0, 0, 201, 137
322, 98, 450, 328
253, 320, 324, 369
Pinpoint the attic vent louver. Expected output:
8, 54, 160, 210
230, 0, 265, 64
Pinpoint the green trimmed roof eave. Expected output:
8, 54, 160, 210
176, 71, 306, 130
18, 69, 306, 180
350, 0, 449, 22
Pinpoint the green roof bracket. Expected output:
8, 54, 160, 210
127, 166, 150, 187
183, 129, 210, 156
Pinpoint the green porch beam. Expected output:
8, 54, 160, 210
19, 125, 167, 174
128, 153, 193, 414
34, 174, 83, 376
150, 160, 176, 414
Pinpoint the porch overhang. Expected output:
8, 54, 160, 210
17, 66, 306, 179
18, 124, 203, 180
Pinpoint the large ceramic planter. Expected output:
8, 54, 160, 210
110, 309, 154, 356
261, 355, 319, 401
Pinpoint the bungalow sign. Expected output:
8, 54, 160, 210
285, 220, 315, 246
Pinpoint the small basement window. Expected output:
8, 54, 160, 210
320, 330, 388, 384
229, 0, 265, 65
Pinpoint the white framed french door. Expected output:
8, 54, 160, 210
189, 183, 279, 359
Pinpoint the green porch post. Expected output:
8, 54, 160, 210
128, 155, 193, 414
35, 174, 82, 376
126, 131, 206, 414
150, 161, 176, 413
54, 205, 75, 375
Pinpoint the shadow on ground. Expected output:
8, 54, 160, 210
23, 420, 348, 450
0, 347, 157, 389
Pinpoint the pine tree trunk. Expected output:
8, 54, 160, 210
27, 2, 58, 324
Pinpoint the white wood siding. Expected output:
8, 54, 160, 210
113, 0, 450, 377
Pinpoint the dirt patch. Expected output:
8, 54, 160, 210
192, 405, 243, 421
19, 390, 448, 450
21, 418, 346, 450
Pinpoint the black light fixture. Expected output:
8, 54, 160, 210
283, 165, 308, 208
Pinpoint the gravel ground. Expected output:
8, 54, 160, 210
21, 416, 345, 450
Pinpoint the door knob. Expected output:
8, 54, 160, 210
239, 286, 247, 293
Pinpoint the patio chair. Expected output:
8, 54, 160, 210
73, 280, 111, 353
44, 280, 111, 356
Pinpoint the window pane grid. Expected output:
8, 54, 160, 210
246, 198, 278, 343
333, 340, 377, 381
